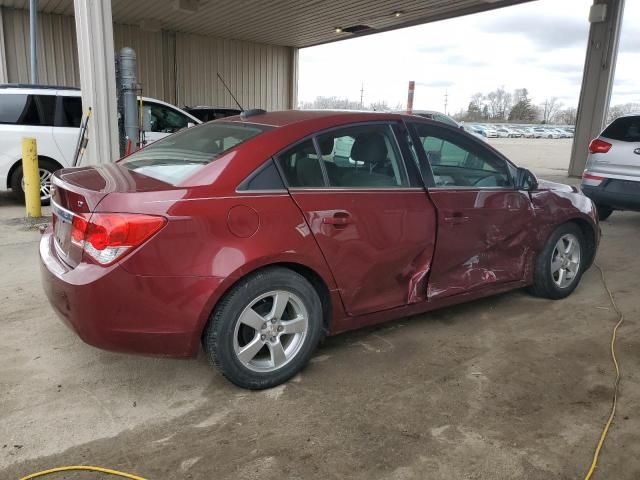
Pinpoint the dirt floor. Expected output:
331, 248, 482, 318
1, 139, 639, 479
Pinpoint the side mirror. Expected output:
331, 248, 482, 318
516, 167, 538, 191
187, 122, 195, 128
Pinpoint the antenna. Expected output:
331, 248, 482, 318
217, 72, 244, 111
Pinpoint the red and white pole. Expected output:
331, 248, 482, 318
406, 81, 415, 115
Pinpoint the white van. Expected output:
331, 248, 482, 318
0, 84, 201, 204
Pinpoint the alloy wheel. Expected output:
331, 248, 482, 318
550, 233, 581, 288
233, 290, 309, 372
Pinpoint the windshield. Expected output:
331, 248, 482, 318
120, 121, 270, 184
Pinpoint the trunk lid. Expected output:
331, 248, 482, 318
51, 163, 171, 268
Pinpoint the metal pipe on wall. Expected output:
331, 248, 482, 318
29, 0, 37, 83
117, 47, 140, 155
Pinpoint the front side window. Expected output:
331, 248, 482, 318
120, 122, 269, 184
411, 123, 512, 188
316, 124, 408, 188
143, 103, 191, 133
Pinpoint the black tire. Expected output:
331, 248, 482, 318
203, 267, 323, 390
9, 158, 58, 206
596, 204, 613, 221
530, 223, 586, 299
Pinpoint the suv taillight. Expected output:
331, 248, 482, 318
71, 213, 166, 265
588, 138, 612, 154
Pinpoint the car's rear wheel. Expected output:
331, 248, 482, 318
530, 223, 586, 299
10, 158, 58, 206
596, 204, 613, 221
203, 267, 323, 389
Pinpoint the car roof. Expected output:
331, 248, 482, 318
223, 109, 409, 128
185, 106, 241, 110
0, 83, 80, 91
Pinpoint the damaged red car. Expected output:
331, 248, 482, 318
41, 110, 599, 389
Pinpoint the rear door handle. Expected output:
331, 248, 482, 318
323, 212, 353, 226
443, 213, 471, 225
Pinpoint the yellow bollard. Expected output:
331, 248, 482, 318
22, 137, 42, 218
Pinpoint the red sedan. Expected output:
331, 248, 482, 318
40, 110, 599, 389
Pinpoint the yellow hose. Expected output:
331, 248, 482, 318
20, 465, 146, 480
582, 262, 624, 480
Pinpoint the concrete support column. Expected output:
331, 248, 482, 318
288, 47, 298, 109
73, 0, 119, 165
0, 7, 8, 83
568, 0, 625, 177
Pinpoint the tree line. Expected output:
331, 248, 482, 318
298, 96, 403, 112
455, 86, 639, 125
454, 87, 577, 125
298, 92, 638, 126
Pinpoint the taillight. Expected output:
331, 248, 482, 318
582, 171, 606, 187
588, 138, 612, 154
72, 213, 166, 265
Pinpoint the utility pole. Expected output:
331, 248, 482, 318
444, 90, 449, 115
406, 81, 415, 114
360, 82, 364, 109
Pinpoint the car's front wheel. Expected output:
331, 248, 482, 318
530, 223, 586, 299
203, 267, 323, 389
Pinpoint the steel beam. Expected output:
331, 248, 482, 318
568, 0, 625, 177
73, 0, 119, 165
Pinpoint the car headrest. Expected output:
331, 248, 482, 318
350, 133, 387, 165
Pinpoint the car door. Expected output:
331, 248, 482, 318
276, 122, 437, 316
407, 121, 536, 300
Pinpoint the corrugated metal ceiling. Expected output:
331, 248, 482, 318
0, 0, 534, 47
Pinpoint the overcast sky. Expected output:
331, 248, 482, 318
298, 0, 640, 113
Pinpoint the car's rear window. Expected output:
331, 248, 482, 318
601, 116, 640, 142
120, 121, 270, 184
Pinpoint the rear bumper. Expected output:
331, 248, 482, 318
40, 231, 224, 357
582, 179, 640, 211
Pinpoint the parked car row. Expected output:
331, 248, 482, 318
464, 123, 575, 139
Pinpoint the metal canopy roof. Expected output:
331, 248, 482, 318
0, 0, 534, 47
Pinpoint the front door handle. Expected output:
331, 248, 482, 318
443, 213, 471, 225
323, 212, 353, 227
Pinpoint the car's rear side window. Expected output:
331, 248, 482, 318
120, 122, 269, 184
602, 116, 640, 142
316, 124, 408, 188
0, 94, 56, 126
276, 140, 326, 187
